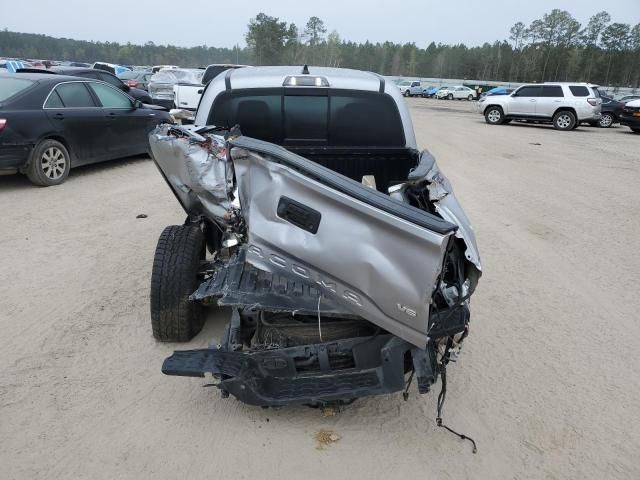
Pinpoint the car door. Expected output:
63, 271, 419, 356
225, 137, 461, 347
410, 82, 421, 95
88, 81, 156, 158
537, 85, 564, 118
44, 81, 108, 165
508, 85, 541, 116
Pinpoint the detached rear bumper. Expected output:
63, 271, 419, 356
162, 334, 438, 407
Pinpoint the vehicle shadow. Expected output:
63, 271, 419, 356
0, 155, 150, 192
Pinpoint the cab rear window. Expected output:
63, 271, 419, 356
208, 88, 405, 147
0, 77, 34, 102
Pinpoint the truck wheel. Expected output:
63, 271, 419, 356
484, 106, 504, 125
553, 110, 576, 130
150, 225, 205, 342
404, 90, 410, 97
598, 113, 614, 128
26, 139, 71, 187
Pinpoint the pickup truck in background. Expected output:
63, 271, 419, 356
171, 64, 247, 120
148, 66, 481, 412
148, 68, 204, 110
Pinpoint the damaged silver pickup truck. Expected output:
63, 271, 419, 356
148, 66, 481, 410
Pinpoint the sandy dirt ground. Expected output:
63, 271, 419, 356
1, 99, 639, 479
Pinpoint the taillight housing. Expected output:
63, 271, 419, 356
126, 81, 139, 87
0, 118, 6, 132
587, 98, 598, 106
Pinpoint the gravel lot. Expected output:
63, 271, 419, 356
1, 98, 639, 479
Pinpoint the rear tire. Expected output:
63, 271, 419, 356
150, 225, 205, 342
467, 94, 473, 101
447, 93, 453, 100
553, 110, 576, 130
631, 127, 640, 134
26, 139, 71, 187
484, 106, 504, 125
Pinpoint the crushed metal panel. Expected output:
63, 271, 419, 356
148, 125, 232, 222
191, 247, 354, 316
229, 139, 457, 348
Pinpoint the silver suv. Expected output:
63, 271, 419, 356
478, 83, 602, 130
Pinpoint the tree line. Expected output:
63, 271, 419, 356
2, 9, 639, 86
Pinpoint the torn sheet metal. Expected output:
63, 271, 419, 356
404, 149, 482, 275
148, 125, 233, 222
191, 247, 355, 317
229, 138, 456, 348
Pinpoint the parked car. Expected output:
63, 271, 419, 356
615, 94, 640, 104
480, 87, 513, 98
0, 60, 26, 73
620, 99, 640, 133
397, 80, 422, 97
201, 64, 247, 85
17, 67, 153, 104
92, 62, 131, 76
148, 68, 205, 109
117, 70, 153, 91
478, 83, 602, 130
149, 66, 481, 412
587, 95, 624, 128
151, 65, 179, 74
436, 86, 476, 100
421, 86, 439, 98
0, 73, 171, 186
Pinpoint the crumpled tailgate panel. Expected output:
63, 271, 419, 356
229, 138, 457, 348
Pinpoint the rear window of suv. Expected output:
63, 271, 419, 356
209, 89, 405, 147
0, 77, 34, 102
569, 86, 590, 97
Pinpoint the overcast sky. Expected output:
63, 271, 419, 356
1, 0, 638, 49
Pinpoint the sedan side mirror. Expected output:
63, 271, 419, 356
134, 100, 144, 109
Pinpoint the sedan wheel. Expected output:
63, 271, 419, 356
26, 139, 71, 187
447, 93, 453, 100
467, 94, 473, 101
598, 113, 614, 128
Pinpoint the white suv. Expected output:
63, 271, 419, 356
478, 83, 602, 130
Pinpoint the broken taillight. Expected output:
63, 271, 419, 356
587, 98, 598, 106
0, 119, 6, 132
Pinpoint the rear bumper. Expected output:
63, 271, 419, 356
162, 334, 438, 406
0, 144, 32, 170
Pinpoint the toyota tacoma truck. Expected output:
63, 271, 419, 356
148, 66, 482, 409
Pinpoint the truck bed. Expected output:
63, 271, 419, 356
287, 147, 420, 193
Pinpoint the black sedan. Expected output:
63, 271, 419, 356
620, 101, 640, 134
0, 73, 171, 186
18, 66, 153, 104
588, 95, 625, 128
